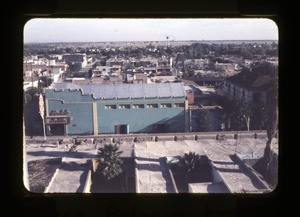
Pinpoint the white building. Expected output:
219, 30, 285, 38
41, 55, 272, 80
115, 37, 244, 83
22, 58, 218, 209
23, 77, 39, 91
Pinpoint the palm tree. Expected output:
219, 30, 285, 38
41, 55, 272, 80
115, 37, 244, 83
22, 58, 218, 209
177, 152, 201, 186
97, 144, 123, 180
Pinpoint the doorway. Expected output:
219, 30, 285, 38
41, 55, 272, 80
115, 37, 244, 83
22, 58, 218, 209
115, 124, 129, 134
50, 124, 65, 135
156, 123, 169, 133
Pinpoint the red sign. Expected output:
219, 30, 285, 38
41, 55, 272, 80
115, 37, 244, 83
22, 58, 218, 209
45, 116, 72, 125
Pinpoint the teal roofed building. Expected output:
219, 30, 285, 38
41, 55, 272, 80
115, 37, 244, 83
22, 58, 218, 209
44, 82, 188, 136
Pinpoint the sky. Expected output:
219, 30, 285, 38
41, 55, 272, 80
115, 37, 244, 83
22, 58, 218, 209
24, 18, 278, 43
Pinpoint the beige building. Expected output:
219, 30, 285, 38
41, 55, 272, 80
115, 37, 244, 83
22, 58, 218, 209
215, 62, 237, 76
133, 73, 148, 83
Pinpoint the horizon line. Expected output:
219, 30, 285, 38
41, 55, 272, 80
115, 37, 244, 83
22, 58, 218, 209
24, 39, 278, 44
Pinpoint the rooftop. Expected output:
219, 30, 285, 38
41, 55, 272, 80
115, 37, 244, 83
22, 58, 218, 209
226, 71, 272, 89
48, 82, 186, 99
26, 131, 278, 193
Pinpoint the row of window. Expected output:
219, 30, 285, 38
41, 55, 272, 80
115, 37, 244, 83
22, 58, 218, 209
226, 83, 262, 103
104, 103, 185, 110
227, 83, 246, 98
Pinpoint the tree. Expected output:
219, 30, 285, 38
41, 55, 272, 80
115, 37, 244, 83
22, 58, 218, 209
257, 60, 278, 163
235, 99, 252, 131
198, 110, 213, 132
175, 152, 201, 187
251, 61, 277, 77
97, 144, 123, 180
24, 87, 43, 104
38, 76, 53, 88
220, 97, 252, 131
85, 69, 93, 78
252, 68, 278, 188
262, 75, 278, 167
177, 152, 200, 175
68, 62, 82, 73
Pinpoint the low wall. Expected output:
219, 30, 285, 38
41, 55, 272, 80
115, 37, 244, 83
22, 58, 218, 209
161, 157, 178, 193
233, 154, 271, 192
83, 170, 92, 193
208, 158, 233, 193
133, 148, 140, 193
174, 135, 196, 141
26, 131, 272, 158
27, 130, 269, 144
44, 168, 60, 193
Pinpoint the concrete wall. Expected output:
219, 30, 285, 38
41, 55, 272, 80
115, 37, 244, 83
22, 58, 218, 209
98, 103, 185, 134
210, 162, 224, 183
83, 170, 92, 193
161, 157, 178, 193
47, 99, 94, 135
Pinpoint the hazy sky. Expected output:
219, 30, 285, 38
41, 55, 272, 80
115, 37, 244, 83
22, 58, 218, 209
24, 18, 278, 43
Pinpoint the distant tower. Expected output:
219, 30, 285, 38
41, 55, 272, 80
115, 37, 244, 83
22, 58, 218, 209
166, 36, 169, 47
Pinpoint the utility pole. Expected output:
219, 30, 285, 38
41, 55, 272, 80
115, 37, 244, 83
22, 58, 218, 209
30, 64, 34, 88
189, 107, 192, 132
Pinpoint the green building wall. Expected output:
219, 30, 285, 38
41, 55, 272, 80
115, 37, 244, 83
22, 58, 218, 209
45, 89, 186, 135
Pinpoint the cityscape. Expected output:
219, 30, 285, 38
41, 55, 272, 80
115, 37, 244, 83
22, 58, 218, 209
23, 18, 278, 193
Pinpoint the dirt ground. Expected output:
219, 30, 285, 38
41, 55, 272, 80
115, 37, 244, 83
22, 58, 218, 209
28, 158, 62, 193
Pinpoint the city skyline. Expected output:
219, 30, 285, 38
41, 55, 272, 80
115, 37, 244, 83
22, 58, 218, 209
24, 18, 278, 43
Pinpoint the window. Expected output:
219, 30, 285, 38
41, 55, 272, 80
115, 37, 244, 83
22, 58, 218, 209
174, 103, 185, 108
242, 90, 246, 98
252, 92, 261, 104
105, 105, 117, 109
132, 104, 144, 109
160, 103, 172, 108
146, 104, 158, 108
119, 104, 130, 109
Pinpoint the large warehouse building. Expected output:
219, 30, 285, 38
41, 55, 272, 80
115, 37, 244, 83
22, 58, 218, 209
44, 82, 188, 135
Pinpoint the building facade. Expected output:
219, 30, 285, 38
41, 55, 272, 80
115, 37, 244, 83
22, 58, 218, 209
44, 82, 188, 135
223, 71, 272, 107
